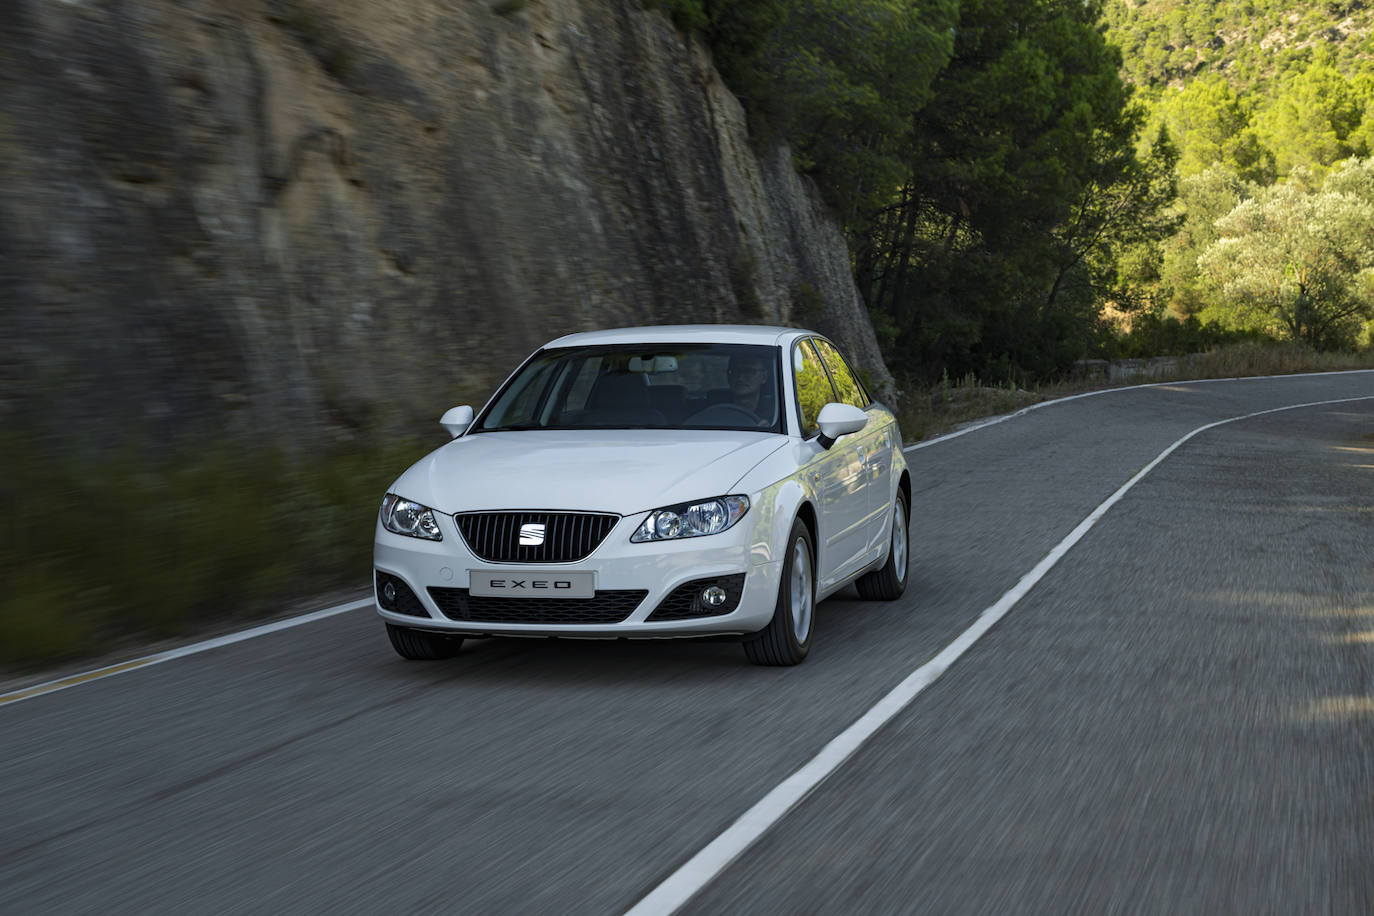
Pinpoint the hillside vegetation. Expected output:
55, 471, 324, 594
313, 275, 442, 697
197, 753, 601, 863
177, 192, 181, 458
668, 0, 1374, 382
1106, 0, 1374, 91
1106, 1, 1374, 346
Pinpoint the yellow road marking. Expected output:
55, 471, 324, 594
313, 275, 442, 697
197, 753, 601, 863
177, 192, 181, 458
0, 598, 371, 708
0, 657, 162, 706
1302, 696, 1374, 720
1302, 606, 1374, 618
1330, 630, 1374, 644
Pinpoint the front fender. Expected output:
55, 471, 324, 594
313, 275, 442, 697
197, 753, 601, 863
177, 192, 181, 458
738, 446, 818, 569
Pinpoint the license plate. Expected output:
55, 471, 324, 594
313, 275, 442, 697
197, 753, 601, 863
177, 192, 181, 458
468, 570, 595, 598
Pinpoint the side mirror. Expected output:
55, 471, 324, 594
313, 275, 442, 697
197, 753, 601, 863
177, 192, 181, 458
440, 405, 475, 438
816, 402, 867, 449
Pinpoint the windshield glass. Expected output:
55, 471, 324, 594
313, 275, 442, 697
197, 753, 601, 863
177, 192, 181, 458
474, 343, 784, 433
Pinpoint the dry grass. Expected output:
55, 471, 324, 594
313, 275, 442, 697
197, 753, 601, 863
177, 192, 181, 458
893, 343, 1374, 445
893, 377, 1042, 443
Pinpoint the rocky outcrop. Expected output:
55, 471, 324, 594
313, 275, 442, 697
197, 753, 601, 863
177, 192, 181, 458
0, 0, 892, 445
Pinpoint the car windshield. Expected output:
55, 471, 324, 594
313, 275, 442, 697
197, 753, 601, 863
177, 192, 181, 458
473, 343, 784, 433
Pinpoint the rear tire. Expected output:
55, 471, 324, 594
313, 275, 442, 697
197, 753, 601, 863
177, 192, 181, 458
386, 623, 463, 660
856, 490, 908, 601
744, 519, 814, 666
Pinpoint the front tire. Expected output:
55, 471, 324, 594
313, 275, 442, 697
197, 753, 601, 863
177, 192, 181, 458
386, 623, 463, 660
856, 490, 908, 601
744, 519, 814, 666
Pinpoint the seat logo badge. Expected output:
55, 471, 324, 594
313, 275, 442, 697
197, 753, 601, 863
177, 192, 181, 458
519, 523, 546, 546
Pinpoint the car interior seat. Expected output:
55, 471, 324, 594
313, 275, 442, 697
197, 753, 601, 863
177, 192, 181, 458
583, 371, 667, 426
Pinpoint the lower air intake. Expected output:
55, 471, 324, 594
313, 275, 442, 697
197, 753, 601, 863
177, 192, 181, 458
428, 588, 647, 625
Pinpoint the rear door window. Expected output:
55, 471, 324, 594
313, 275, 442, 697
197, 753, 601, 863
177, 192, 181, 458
813, 339, 869, 409
793, 339, 837, 437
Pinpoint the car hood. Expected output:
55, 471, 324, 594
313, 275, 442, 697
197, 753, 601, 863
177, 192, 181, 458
390, 429, 789, 516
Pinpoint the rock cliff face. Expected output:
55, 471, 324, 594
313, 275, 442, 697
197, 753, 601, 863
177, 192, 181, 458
1, 0, 892, 445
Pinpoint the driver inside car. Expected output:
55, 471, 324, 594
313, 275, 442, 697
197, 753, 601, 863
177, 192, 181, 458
725, 353, 774, 423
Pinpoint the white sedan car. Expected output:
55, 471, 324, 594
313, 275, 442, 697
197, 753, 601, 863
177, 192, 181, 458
374, 325, 910, 665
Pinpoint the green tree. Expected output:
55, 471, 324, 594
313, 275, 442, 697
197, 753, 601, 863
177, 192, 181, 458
1158, 165, 1252, 315
746, 0, 957, 220
653, 0, 957, 221
1152, 76, 1274, 183
1322, 153, 1374, 198
1255, 59, 1366, 175
1198, 161, 1374, 347
857, 0, 1167, 381
672, 0, 789, 81
1051, 124, 1182, 315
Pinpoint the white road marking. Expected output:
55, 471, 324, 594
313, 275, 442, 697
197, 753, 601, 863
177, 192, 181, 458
902, 368, 1374, 453
625, 395, 1374, 916
0, 599, 372, 706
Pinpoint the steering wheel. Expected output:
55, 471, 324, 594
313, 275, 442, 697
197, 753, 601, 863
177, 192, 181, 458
684, 403, 760, 425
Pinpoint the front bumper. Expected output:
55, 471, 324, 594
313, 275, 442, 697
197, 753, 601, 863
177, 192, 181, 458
373, 510, 782, 638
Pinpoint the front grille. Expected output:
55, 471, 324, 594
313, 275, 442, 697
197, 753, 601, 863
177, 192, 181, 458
453, 511, 620, 564
646, 574, 747, 621
428, 588, 647, 624
376, 571, 429, 618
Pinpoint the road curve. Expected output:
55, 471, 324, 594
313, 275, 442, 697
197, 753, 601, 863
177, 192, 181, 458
1, 372, 1371, 915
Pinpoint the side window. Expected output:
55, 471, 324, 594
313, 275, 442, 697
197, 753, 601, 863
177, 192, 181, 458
813, 339, 869, 409
793, 339, 837, 437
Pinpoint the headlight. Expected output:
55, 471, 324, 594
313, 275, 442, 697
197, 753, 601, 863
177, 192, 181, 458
631, 495, 749, 542
380, 494, 443, 541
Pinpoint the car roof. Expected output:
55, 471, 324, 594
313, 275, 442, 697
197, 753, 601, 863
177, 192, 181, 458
542, 324, 814, 349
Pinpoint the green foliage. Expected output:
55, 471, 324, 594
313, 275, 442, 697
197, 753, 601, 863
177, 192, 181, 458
1157, 164, 1253, 315
652, 0, 956, 220
655, 0, 1374, 385
1104, 1, 1374, 91
1105, 3, 1374, 182
1049, 122, 1183, 315
1197, 158, 1374, 348
1255, 58, 1370, 175
855, 0, 1170, 383
1150, 77, 1274, 183
646, 1, 788, 70
0, 432, 432, 666
747, 0, 958, 219
1106, 312, 1265, 358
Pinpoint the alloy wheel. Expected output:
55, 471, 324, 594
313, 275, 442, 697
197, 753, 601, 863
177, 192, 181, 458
790, 536, 813, 643
893, 499, 908, 584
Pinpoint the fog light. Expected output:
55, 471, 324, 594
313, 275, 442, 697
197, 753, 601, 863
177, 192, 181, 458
701, 585, 727, 608
382, 582, 397, 604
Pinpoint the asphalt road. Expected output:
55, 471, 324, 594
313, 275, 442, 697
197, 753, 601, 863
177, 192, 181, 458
2, 372, 1371, 915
